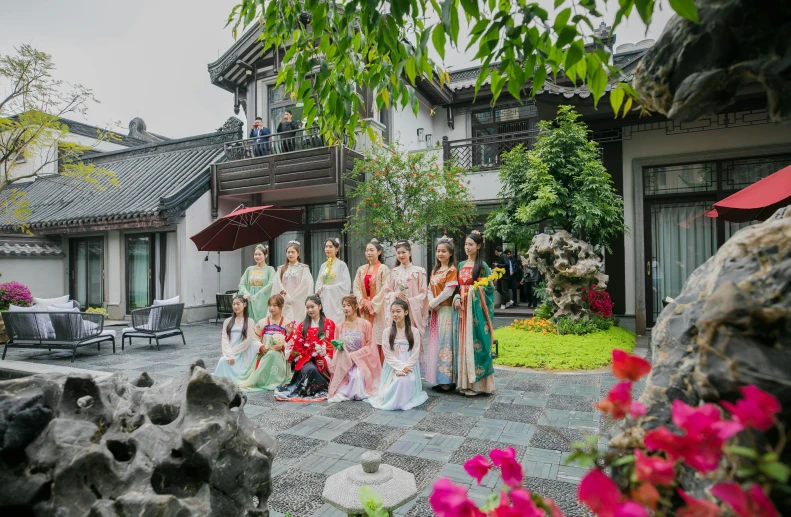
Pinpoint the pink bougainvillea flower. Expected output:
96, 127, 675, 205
508, 488, 543, 517
711, 483, 780, 517
628, 401, 647, 419
676, 490, 721, 517
463, 454, 491, 484
489, 447, 524, 487
594, 382, 633, 419
630, 482, 660, 511
613, 501, 650, 517
429, 478, 484, 517
720, 385, 781, 431
580, 470, 650, 517
611, 350, 651, 382
634, 449, 675, 486
544, 498, 566, 517
644, 426, 686, 460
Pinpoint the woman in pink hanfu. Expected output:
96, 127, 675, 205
384, 240, 429, 335
328, 295, 382, 402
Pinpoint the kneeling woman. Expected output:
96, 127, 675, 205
328, 295, 382, 402
237, 294, 293, 392
214, 295, 260, 380
275, 295, 336, 402
367, 300, 428, 411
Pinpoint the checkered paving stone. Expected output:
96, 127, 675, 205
269, 470, 328, 517
546, 394, 597, 412
251, 408, 311, 433
484, 402, 542, 424
331, 422, 407, 451
449, 438, 528, 464
529, 426, 586, 452
4, 322, 619, 517
414, 413, 480, 436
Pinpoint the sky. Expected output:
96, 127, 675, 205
1, 0, 674, 139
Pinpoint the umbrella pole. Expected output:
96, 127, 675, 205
217, 252, 221, 294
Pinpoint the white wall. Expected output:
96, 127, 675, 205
622, 120, 791, 317
178, 192, 243, 321
391, 91, 440, 152
0, 257, 66, 299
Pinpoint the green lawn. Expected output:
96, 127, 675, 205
493, 326, 636, 371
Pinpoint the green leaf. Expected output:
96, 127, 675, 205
553, 8, 571, 32
432, 24, 446, 60
589, 66, 608, 105
725, 446, 759, 460
531, 64, 547, 96
556, 26, 577, 48
669, 0, 699, 23
554, 0, 564, 7
609, 86, 624, 119
564, 40, 584, 71
760, 461, 791, 483
460, 0, 480, 20
490, 70, 505, 99
635, 0, 655, 25
612, 454, 635, 467
359, 486, 384, 517
405, 56, 417, 85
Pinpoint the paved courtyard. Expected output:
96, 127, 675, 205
3, 321, 647, 517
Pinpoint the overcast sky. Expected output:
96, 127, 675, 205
1, 0, 674, 139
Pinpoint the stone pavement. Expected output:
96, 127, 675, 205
3, 321, 647, 517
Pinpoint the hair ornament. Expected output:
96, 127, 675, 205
437, 235, 454, 245
255, 243, 269, 252
287, 240, 301, 247
470, 230, 482, 236
333, 237, 340, 245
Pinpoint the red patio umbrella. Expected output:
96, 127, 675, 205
706, 164, 791, 223
190, 205, 304, 251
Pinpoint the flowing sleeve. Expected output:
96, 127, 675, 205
371, 264, 390, 315
383, 268, 397, 323
238, 267, 252, 297
381, 328, 408, 372
453, 261, 465, 305
481, 262, 495, 314
404, 327, 421, 369
228, 318, 260, 356
255, 266, 276, 303
336, 260, 352, 295
352, 266, 364, 302
360, 319, 373, 348
323, 319, 335, 359
430, 267, 458, 309
271, 266, 285, 298
221, 319, 234, 360
409, 267, 429, 325
315, 262, 326, 293
288, 323, 305, 362
320, 260, 351, 300
297, 265, 315, 302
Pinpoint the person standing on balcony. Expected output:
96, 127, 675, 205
277, 109, 300, 153
315, 237, 351, 324
250, 117, 271, 156
271, 240, 314, 324
353, 239, 390, 362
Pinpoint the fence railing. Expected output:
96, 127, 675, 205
442, 129, 539, 171
224, 126, 327, 161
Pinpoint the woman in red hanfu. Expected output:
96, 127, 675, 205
275, 295, 336, 402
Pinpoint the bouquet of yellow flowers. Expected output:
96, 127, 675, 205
471, 267, 506, 290
322, 257, 338, 284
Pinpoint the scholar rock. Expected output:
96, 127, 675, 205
0, 360, 277, 516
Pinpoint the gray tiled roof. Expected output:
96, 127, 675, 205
58, 118, 150, 148
0, 127, 239, 231
0, 237, 63, 257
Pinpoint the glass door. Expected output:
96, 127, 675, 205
127, 235, 154, 312
70, 237, 104, 309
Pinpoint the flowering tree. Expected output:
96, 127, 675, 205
344, 145, 474, 245
428, 349, 786, 517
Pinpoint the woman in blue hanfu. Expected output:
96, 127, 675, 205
367, 299, 428, 411
214, 295, 260, 380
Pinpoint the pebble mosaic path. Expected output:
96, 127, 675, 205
4, 319, 648, 517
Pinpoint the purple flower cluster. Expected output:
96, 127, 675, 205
0, 281, 34, 311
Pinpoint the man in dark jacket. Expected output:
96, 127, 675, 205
276, 110, 301, 152
250, 117, 271, 156
504, 249, 522, 308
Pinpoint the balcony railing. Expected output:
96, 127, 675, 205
224, 126, 329, 161
442, 129, 539, 171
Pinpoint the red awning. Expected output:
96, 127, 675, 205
190, 205, 303, 252
706, 164, 791, 223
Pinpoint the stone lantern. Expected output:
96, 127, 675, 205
322, 451, 417, 516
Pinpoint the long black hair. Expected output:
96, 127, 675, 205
368, 238, 383, 262
388, 299, 414, 351
227, 294, 250, 341
325, 238, 341, 259
302, 294, 326, 339
467, 231, 484, 281
281, 241, 301, 281
432, 237, 457, 276
394, 240, 412, 264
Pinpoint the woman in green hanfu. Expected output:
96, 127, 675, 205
452, 230, 495, 396
237, 294, 292, 391
238, 244, 276, 322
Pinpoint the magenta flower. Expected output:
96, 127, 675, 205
628, 401, 647, 419
578, 469, 648, 517
634, 449, 675, 486
429, 478, 484, 517
463, 454, 491, 484
611, 350, 651, 382
676, 490, 721, 517
594, 382, 633, 419
489, 447, 524, 487
720, 385, 781, 431
711, 483, 780, 517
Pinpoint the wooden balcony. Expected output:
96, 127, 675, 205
211, 127, 362, 215
441, 129, 539, 171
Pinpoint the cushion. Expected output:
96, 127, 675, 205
153, 296, 180, 306
49, 301, 76, 311
33, 295, 70, 310
8, 304, 36, 312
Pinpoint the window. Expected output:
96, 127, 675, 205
469, 103, 537, 168
268, 84, 304, 131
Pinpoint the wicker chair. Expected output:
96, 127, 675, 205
216, 294, 235, 325
121, 303, 185, 351
2, 311, 114, 362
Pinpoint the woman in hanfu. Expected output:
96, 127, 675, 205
214, 295, 260, 380
236, 294, 293, 391
423, 236, 459, 391
237, 244, 276, 322
452, 231, 495, 396
367, 300, 428, 411
328, 295, 382, 402
315, 237, 351, 325
384, 240, 429, 336
271, 240, 314, 324
353, 239, 390, 361
275, 295, 335, 402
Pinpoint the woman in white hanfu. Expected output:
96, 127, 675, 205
271, 240, 314, 324
384, 240, 429, 335
315, 237, 351, 325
